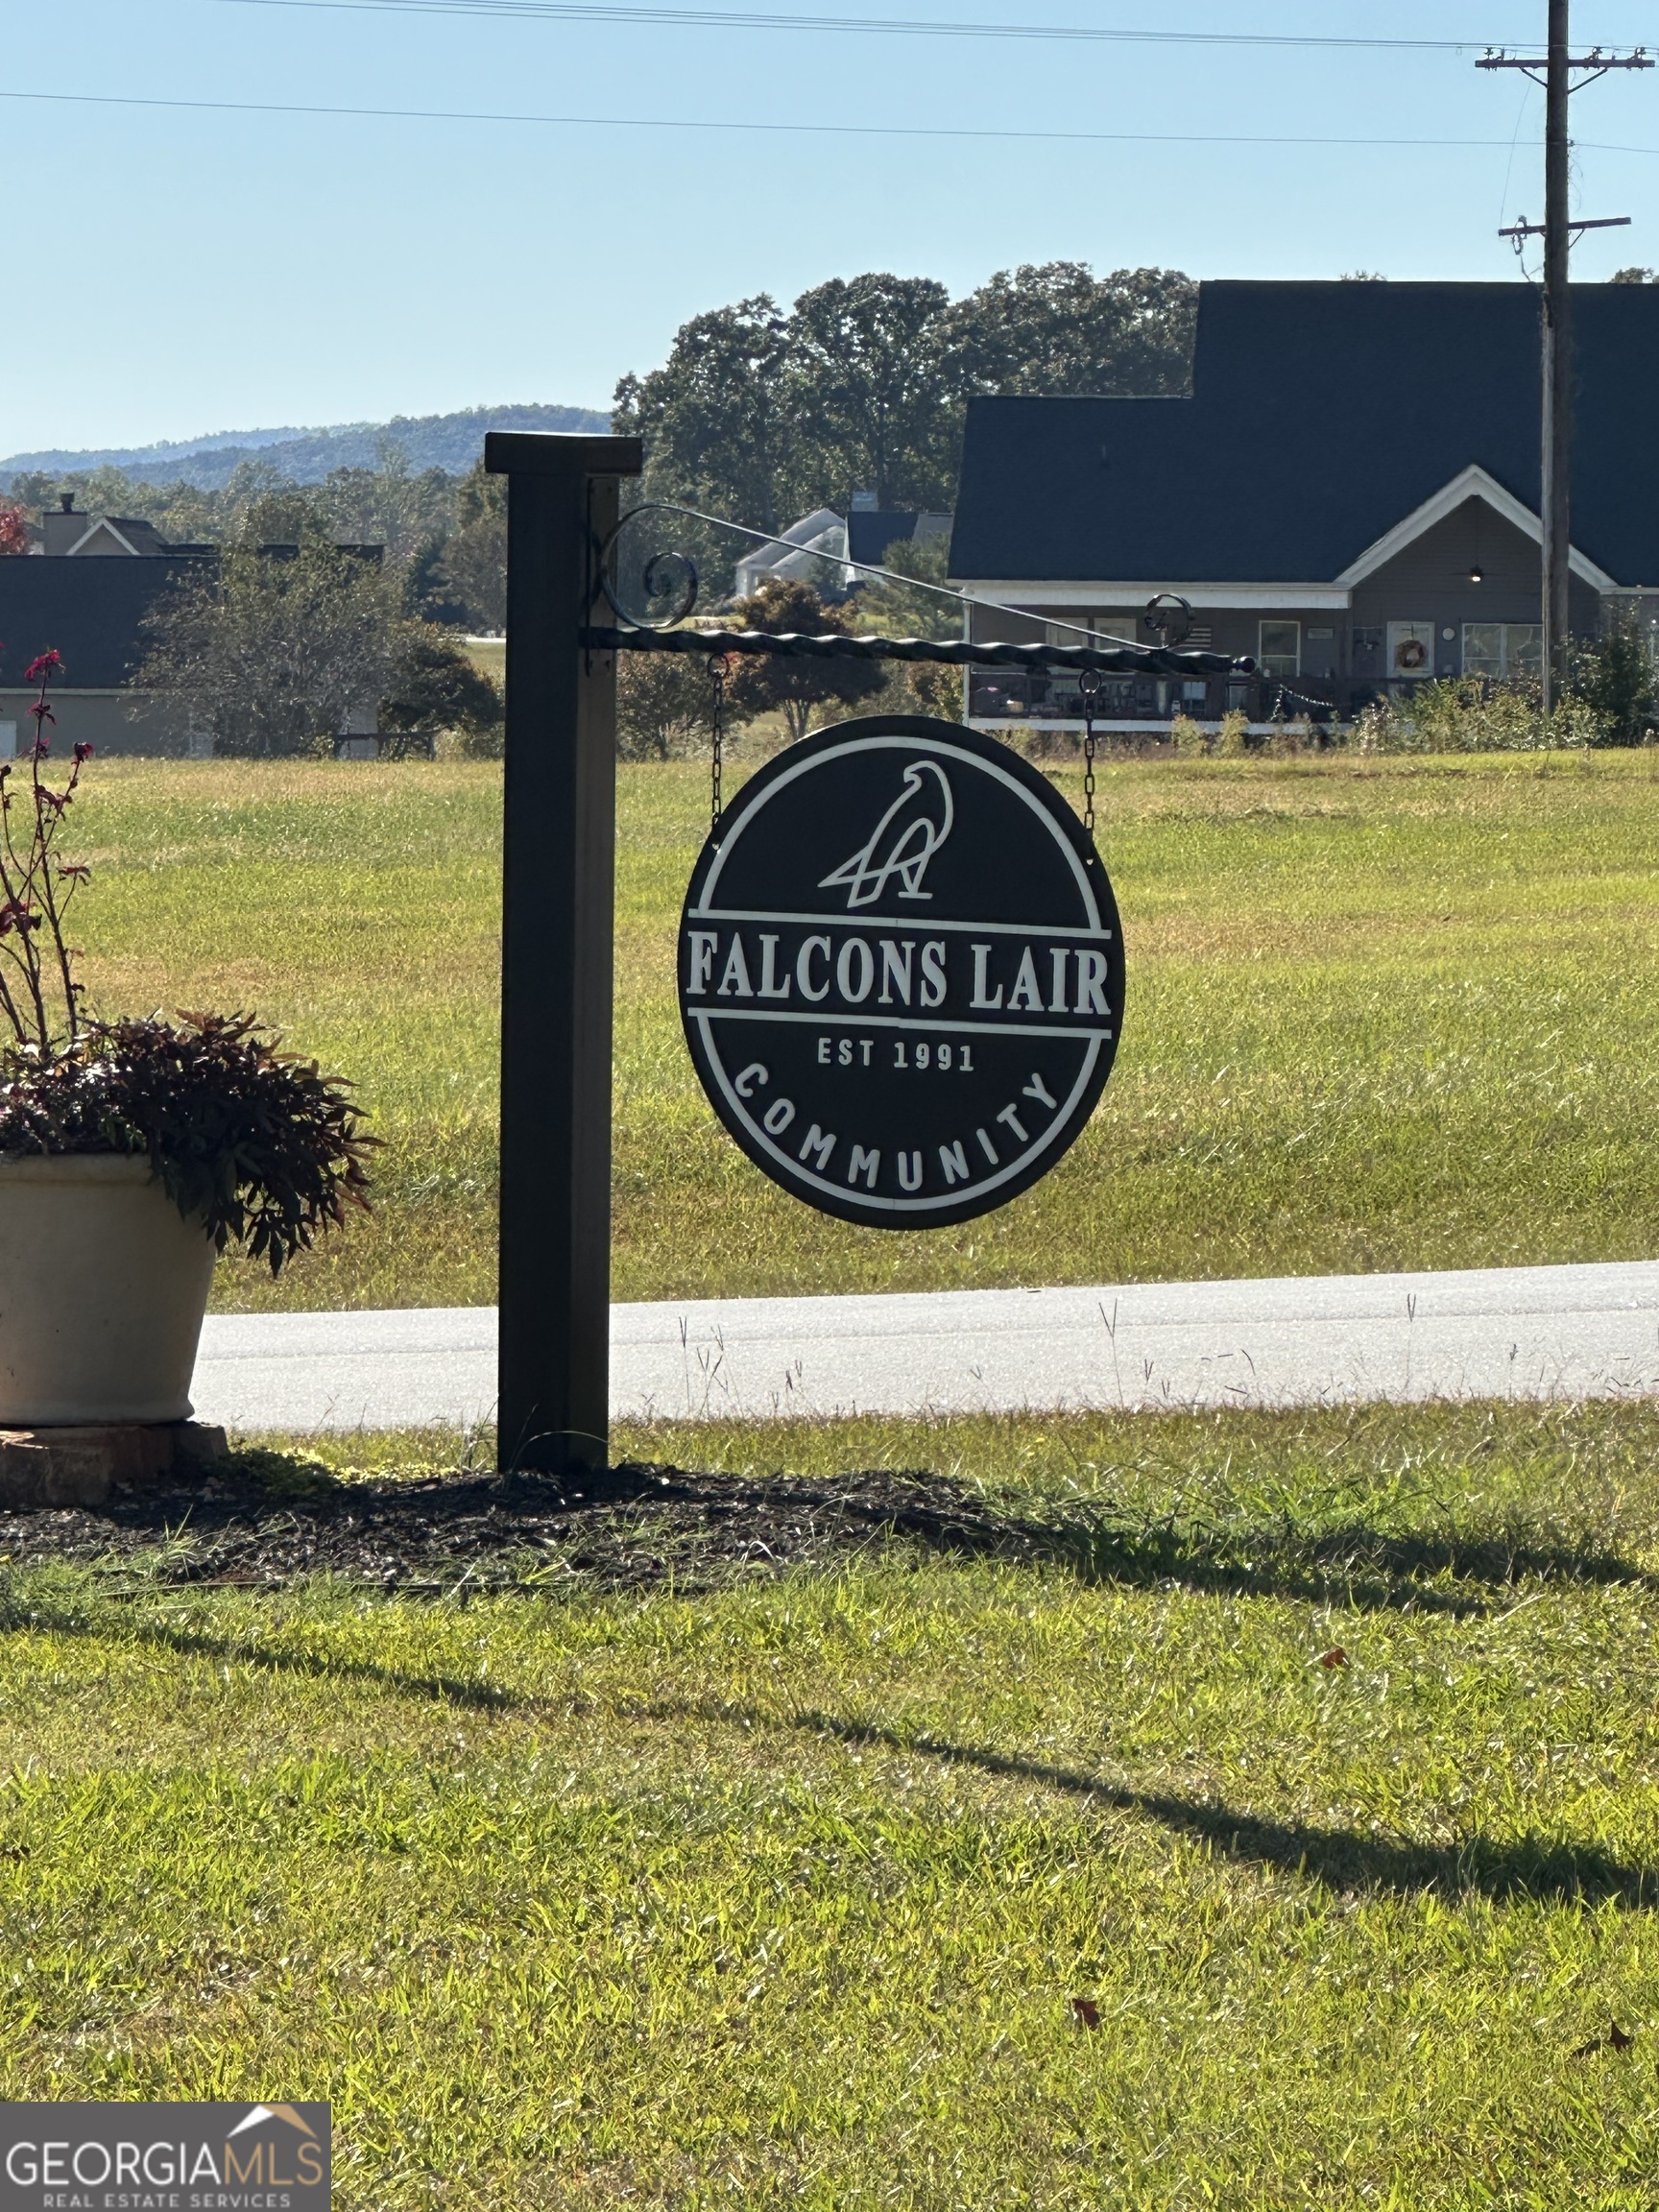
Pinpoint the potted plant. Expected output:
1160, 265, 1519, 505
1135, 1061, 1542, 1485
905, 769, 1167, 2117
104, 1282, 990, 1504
0, 650, 371, 1425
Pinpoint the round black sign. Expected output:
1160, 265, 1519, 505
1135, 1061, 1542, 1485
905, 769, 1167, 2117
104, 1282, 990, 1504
678, 713, 1124, 1229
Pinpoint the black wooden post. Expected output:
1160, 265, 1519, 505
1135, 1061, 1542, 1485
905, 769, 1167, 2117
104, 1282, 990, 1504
484, 431, 642, 1474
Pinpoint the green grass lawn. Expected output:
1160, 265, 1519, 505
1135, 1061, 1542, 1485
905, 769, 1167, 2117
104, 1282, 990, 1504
62, 746, 1659, 1310
32, 749, 1659, 2200
8, 1397, 1659, 2207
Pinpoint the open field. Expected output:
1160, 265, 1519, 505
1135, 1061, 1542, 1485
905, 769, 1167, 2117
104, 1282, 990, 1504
61, 747, 1659, 1310
461, 635, 505, 690
5, 1397, 1659, 2208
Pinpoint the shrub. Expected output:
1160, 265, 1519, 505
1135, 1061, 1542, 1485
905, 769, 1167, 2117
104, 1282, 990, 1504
1170, 713, 1210, 756
0, 653, 372, 1270
1268, 713, 1316, 756
379, 631, 502, 743
904, 660, 965, 720
0, 1015, 373, 1274
1216, 709, 1250, 757
617, 649, 716, 760
1354, 701, 1391, 756
1572, 613, 1659, 746
1361, 679, 1596, 755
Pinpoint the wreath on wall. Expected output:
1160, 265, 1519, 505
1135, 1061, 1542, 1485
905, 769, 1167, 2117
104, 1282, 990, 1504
1396, 637, 1430, 671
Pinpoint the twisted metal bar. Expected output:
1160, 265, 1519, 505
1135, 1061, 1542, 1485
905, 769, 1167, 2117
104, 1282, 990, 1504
582, 625, 1252, 677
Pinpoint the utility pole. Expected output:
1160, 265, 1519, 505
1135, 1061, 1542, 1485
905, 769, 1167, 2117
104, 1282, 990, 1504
1542, 0, 1574, 715
1479, 16, 1650, 717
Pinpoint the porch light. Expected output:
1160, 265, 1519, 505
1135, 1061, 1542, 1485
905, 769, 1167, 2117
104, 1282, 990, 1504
1469, 561, 1485, 584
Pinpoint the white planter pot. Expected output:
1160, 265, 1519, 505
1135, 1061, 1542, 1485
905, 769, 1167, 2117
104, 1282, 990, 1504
0, 1153, 216, 1425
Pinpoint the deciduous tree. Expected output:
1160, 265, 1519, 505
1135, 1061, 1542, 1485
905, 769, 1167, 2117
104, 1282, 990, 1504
428, 461, 507, 633
613, 297, 794, 533
616, 650, 715, 760
138, 528, 408, 757
946, 263, 1195, 401
379, 632, 502, 740
724, 580, 885, 744
785, 274, 957, 511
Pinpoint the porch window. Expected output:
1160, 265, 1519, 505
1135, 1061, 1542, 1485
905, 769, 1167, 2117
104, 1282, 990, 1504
1258, 620, 1300, 678
1462, 622, 1543, 679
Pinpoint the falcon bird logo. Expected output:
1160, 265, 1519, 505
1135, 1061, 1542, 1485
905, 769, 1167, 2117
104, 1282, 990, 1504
819, 761, 954, 909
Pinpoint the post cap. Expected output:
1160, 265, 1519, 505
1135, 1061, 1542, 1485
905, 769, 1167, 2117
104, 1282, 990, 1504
484, 431, 644, 477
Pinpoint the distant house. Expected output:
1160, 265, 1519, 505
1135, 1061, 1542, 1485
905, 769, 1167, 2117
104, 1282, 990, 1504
36, 496, 204, 561
950, 281, 1659, 733
0, 495, 382, 756
734, 496, 952, 602
734, 509, 849, 600
845, 493, 952, 578
0, 496, 209, 756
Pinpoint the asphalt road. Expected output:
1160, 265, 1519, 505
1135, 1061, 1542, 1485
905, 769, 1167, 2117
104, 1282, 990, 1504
192, 1258, 1659, 1433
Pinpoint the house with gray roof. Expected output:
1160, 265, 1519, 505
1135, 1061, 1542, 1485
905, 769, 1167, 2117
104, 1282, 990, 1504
0, 499, 210, 756
0, 496, 384, 755
950, 279, 1659, 732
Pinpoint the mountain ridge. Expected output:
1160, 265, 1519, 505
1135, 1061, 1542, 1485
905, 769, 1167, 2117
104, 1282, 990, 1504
0, 402, 612, 492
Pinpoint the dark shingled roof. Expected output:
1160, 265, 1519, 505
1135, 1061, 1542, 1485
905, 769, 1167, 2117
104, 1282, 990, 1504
0, 558, 204, 690
950, 280, 1659, 589
848, 510, 920, 567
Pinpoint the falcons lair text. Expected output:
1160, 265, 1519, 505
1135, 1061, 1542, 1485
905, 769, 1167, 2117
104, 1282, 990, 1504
682, 924, 1115, 1034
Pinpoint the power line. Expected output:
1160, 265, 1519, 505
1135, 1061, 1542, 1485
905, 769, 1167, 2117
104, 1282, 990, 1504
208, 0, 1594, 56
11, 83, 1659, 153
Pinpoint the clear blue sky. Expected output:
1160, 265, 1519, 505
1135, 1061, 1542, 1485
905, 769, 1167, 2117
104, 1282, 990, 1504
11, 0, 1659, 453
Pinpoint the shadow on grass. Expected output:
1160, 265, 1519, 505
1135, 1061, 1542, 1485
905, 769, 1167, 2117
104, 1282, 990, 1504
1043, 1510, 1653, 1616
797, 1711, 1657, 1909
0, 1580, 526, 1714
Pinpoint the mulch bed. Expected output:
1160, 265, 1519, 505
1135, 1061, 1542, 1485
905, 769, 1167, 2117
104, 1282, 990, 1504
0, 1459, 1046, 1594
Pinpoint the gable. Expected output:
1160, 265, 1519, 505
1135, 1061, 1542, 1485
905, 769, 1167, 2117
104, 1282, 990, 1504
66, 518, 144, 557
1337, 467, 1616, 592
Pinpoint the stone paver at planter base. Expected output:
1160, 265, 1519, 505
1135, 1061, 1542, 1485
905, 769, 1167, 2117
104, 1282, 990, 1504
191, 1259, 1659, 1435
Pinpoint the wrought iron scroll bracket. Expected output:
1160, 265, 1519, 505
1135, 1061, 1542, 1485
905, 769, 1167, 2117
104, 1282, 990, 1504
591, 502, 700, 632
1142, 593, 1194, 648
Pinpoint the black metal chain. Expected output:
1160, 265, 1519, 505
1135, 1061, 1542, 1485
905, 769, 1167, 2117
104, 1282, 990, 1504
709, 653, 729, 830
1079, 669, 1100, 837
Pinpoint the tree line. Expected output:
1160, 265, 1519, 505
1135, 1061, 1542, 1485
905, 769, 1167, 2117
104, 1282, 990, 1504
3, 445, 509, 632
0, 260, 1195, 754
613, 263, 1195, 533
